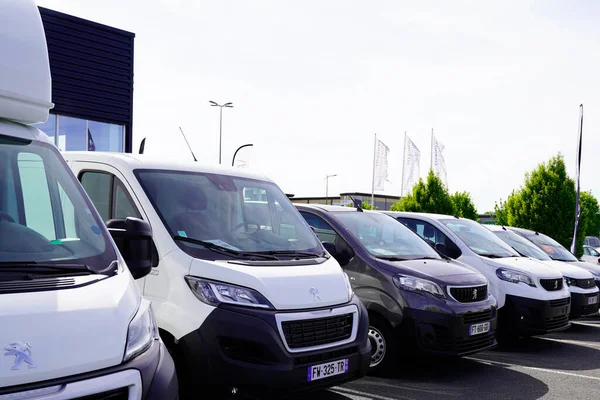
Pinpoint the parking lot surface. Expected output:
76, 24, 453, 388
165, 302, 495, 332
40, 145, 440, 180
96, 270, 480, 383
277, 317, 600, 400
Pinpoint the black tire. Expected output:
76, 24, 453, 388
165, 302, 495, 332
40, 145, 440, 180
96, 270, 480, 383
163, 338, 195, 400
367, 314, 397, 375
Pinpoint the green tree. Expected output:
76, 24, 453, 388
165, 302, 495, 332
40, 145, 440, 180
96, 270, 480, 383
494, 154, 585, 256
451, 191, 479, 221
390, 170, 454, 215
580, 191, 600, 238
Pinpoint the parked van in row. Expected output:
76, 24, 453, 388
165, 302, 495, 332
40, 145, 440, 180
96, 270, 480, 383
295, 204, 498, 372
62, 152, 371, 397
0, 0, 177, 398
486, 225, 599, 318
385, 212, 571, 341
508, 227, 600, 289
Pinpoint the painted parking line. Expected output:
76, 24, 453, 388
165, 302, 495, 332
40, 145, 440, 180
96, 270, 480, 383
331, 386, 415, 400
572, 321, 600, 328
539, 336, 600, 348
465, 357, 600, 381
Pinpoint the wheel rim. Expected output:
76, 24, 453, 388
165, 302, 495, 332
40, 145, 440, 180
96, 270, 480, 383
368, 326, 386, 368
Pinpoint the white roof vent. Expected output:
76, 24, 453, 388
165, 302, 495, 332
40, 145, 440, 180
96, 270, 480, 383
0, 0, 54, 125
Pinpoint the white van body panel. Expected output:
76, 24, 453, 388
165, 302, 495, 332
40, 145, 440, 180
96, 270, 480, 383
63, 152, 351, 341
0, 0, 54, 124
0, 261, 139, 388
538, 260, 599, 295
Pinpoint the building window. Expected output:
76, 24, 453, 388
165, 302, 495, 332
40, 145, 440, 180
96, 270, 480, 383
33, 113, 124, 152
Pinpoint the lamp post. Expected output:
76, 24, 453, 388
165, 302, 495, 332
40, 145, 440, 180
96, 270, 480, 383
232, 143, 253, 167
325, 174, 338, 205
209, 100, 233, 164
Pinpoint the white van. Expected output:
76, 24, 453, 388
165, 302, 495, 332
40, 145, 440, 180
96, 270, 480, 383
0, 0, 177, 398
383, 212, 572, 342
62, 152, 371, 397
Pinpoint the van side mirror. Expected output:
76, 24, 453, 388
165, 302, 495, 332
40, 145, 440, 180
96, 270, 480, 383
323, 241, 354, 266
106, 217, 156, 279
322, 241, 337, 256
435, 242, 461, 259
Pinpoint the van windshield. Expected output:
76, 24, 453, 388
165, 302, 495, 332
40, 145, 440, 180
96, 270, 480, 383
441, 219, 519, 258
525, 233, 578, 262
334, 212, 441, 260
492, 230, 552, 261
0, 134, 116, 272
134, 169, 324, 260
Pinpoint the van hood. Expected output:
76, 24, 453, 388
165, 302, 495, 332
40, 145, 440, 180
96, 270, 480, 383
0, 268, 139, 388
565, 260, 600, 277
189, 257, 350, 310
481, 256, 563, 279
538, 260, 594, 279
377, 259, 487, 287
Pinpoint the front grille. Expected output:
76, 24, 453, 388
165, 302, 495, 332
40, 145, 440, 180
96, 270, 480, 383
575, 278, 596, 289
450, 285, 487, 303
76, 388, 128, 400
540, 278, 563, 291
550, 297, 570, 307
281, 313, 353, 349
463, 309, 493, 324
577, 302, 600, 316
544, 314, 569, 331
294, 346, 357, 366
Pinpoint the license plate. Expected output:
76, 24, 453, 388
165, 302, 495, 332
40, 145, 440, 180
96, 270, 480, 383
589, 296, 598, 305
307, 359, 348, 382
469, 322, 490, 336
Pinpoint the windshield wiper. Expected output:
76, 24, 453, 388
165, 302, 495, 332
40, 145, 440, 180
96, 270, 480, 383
249, 250, 323, 258
376, 256, 408, 261
173, 236, 279, 260
481, 254, 510, 259
0, 262, 95, 275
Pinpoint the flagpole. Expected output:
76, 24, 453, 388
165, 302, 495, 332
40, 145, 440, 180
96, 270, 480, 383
371, 133, 376, 208
400, 132, 407, 197
570, 104, 584, 254
430, 128, 434, 172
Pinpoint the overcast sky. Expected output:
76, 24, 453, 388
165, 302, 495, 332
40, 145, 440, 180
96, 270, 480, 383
37, 0, 600, 212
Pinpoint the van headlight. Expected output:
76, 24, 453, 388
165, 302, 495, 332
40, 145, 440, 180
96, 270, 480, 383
185, 276, 274, 309
342, 272, 354, 299
124, 299, 159, 362
392, 274, 445, 298
496, 268, 536, 287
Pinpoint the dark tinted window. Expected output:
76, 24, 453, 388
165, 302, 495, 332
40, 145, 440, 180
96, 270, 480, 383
80, 171, 141, 222
299, 212, 339, 244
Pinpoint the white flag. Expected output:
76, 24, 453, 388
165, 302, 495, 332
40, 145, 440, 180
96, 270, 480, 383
373, 138, 390, 191
432, 135, 447, 187
401, 135, 421, 197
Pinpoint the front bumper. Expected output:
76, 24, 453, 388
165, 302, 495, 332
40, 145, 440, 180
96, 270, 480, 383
402, 305, 498, 356
501, 294, 571, 335
570, 292, 600, 318
177, 296, 371, 393
0, 339, 178, 400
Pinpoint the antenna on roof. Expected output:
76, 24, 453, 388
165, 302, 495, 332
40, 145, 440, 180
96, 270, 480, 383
179, 126, 197, 162
348, 195, 363, 212
138, 138, 146, 154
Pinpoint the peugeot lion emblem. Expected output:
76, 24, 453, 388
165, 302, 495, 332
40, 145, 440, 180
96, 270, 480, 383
309, 287, 321, 301
4, 342, 36, 370
472, 289, 478, 300
554, 280, 558, 289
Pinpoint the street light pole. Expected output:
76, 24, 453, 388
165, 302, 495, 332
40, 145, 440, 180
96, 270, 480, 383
232, 143, 254, 166
209, 100, 233, 164
325, 174, 338, 205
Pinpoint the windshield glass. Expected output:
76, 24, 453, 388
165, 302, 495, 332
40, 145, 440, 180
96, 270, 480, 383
492, 229, 551, 260
0, 134, 115, 271
134, 169, 323, 260
525, 232, 578, 262
441, 219, 519, 257
334, 212, 441, 260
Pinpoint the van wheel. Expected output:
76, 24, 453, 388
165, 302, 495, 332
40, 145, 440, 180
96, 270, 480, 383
367, 315, 396, 374
163, 338, 193, 400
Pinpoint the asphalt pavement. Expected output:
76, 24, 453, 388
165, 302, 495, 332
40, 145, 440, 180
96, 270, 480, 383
294, 316, 600, 400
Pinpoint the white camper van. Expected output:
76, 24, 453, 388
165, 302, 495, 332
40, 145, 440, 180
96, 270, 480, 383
0, 1, 177, 398
62, 152, 372, 396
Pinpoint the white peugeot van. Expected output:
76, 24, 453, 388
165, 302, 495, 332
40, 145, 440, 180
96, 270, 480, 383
62, 152, 371, 397
383, 212, 572, 342
0, 1, 178, 398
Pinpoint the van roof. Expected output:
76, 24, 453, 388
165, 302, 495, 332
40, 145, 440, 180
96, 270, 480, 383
294, 204, 377, 213
382, 211, 461, 220
0, 0, 53, 125
61, 151, 276, 182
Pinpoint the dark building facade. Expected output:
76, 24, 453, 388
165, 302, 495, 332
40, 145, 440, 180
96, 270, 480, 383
35, 7, 135, 153
290, 192, 401, 211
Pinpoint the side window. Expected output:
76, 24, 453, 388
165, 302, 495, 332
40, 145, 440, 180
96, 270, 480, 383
58, 183, 77, 238
80, 172, 111, 222
80, 171, 141, 222
18, 153, 56, 240
398, 217, 461, 258
114, 180, 141, 220
300, 212, 338, 244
